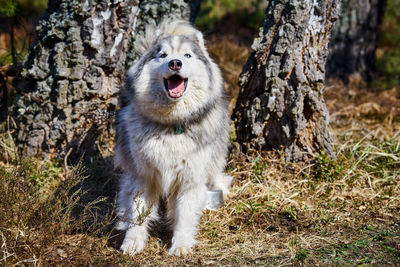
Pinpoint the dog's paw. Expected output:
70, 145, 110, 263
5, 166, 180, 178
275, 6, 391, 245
120, 238, 146, 256
168, 236, 197, 256
168, 245, 193, 256
120, 231, 147, 256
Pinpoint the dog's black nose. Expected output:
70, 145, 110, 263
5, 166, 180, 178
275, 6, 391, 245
168, 59, 182, 71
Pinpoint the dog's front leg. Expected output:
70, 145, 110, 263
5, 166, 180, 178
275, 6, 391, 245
168, 183, 207, 256
120, 192, 158, 256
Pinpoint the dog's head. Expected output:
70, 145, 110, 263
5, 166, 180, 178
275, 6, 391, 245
149, 34, 208, 100
126, 20, 223, 124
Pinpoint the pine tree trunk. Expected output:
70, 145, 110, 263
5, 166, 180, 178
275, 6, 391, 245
11, 0, 192, 159
233, 0, 340, 161
326, 0, 386, 81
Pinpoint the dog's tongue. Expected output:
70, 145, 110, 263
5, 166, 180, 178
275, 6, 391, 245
167, 79, 185, 98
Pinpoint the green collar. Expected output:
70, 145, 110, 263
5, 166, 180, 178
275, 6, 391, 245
174, 123, 185, 134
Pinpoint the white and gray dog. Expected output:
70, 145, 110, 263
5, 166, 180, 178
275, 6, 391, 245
114, 20, 232, 256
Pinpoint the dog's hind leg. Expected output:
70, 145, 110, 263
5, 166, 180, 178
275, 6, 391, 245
210, 173, 233, 200
168, 183, 207, 256
119, 183, 159, 256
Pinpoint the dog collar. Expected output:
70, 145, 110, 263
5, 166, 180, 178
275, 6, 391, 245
174, 123, 185, 134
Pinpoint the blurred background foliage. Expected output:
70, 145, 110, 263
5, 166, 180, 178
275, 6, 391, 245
196, 0, 265, 34
0, 0, 47, 65
375, 0, 400, 88
0, 0, 47, 16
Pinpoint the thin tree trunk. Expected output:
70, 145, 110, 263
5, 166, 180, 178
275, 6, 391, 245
10, 23, 17, 64
0, 72, 7, 122
0, 63, 21, 123
326, 0, 387, 82
189, 0, 202, 24
11, 0, 192, 159
233, 0, 340, 161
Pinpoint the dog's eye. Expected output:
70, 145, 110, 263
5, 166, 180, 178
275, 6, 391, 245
160, 53, 167, 58
184, 53, 192, 58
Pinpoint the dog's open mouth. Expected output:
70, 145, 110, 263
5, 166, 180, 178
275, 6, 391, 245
163, 75, 188, 99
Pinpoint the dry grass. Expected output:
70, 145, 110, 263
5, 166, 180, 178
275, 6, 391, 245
0, 135, 117, 266
1, 38, 400, 266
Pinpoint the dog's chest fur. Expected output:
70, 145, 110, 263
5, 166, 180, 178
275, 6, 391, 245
122, 104, 215, 193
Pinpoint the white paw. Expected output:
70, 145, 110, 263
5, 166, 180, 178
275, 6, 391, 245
168, 245, 193, 256
120, 230, 147, 256
168, 237, 197, 256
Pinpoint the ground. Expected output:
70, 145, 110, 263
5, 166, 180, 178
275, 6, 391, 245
0, 36, 399, 266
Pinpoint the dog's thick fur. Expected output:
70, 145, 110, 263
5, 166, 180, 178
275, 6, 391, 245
114, 20, 232, 256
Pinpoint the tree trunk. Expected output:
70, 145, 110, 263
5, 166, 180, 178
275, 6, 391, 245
0, 72, 7, 122
326, 0, 386, 82
11, 0, 192, 159
233, 0, 340, 161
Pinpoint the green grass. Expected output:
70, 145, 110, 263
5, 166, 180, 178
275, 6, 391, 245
304, 225, 400, 266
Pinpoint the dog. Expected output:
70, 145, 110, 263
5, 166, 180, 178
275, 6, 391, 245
114, 20, 232, 256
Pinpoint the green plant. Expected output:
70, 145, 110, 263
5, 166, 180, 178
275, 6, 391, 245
252, 156, 266, 182
313, 151, 344, 182
0, 0, 18, 17
282, 206, 297, 221
295, 248, 310, 262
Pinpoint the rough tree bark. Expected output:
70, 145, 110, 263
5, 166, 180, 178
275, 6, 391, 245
233, 0, 340, 161
11, 0, 193, 159
326, 0, 387, 81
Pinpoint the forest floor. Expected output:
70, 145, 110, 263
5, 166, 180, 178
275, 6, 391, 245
1, 37, 400, 266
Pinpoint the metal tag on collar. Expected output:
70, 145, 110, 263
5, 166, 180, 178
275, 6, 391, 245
174, 123, 185, 134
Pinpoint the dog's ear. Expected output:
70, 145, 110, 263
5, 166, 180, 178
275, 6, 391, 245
189, 31, 207, 52
153, 28, 165, 43
136, 23, 163, 57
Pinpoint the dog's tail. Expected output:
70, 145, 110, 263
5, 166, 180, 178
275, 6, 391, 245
135, 19, 204, 56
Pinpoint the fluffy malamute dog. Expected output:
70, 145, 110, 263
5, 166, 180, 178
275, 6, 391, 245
114, 20, 232, 256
